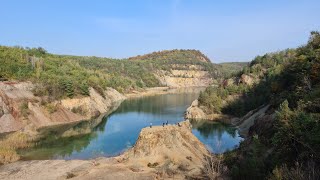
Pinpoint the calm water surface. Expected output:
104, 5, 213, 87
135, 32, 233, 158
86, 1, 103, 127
20, 90, 243, 160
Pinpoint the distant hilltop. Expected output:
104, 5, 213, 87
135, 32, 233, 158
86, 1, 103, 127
128, 49, 211, 63
0, 45, 245, 96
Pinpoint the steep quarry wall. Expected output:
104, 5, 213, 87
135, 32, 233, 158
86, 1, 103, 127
0, 81, 125, 136
60, 87, 125, 119
154, 64, 213, 87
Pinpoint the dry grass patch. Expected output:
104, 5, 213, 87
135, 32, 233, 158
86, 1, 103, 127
0, 132, 34, 164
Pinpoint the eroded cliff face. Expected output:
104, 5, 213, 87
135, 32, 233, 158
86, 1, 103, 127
60, 87, 124, 119
154, 64, 214, 87
0, 81, 125, 136
0, 82, 37, 134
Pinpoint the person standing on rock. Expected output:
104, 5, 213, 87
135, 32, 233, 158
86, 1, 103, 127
166, 120, 168, 125
150, 123, 152, 128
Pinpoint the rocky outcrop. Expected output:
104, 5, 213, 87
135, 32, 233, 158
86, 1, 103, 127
185, 100, 232, 123
223, 74, 257, 87
0, 81, 125, 135
121, 120, 209, 178
0, 121, 210, 179
235, 105, 271, 137
0, 82, 36, 134
185, 100, 207, 120
127, 121, 208, 157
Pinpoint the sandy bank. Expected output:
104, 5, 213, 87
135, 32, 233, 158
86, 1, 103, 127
125, 86, 205, 99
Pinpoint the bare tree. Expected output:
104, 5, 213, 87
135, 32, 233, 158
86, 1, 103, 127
203, 139, 224, 180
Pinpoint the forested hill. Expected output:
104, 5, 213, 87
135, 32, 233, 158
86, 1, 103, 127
197, 31, 320, 179
0, 46, 245, 99
218, 62, 249, 77
128, 49, 211, 63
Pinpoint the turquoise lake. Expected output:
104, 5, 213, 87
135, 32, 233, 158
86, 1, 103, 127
20, 90, 243, 160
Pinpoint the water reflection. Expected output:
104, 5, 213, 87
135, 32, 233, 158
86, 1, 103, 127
19, 89, 242, 160
191, 120, 243, 154
19, 133, 98, 160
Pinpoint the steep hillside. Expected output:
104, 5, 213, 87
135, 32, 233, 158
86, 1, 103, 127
0, 47, 229, 96
219, 62, 249, 77
190, 31, 320, 179
128, 49, 224, 87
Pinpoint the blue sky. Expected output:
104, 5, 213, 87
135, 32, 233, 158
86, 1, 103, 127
1, 0, 319, 62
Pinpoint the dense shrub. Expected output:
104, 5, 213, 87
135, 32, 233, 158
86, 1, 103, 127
218, 32, 320, 179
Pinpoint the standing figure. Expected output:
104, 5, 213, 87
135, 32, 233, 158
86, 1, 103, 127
150, 123, 152, 128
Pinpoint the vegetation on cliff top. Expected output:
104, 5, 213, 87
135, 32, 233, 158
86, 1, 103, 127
0, 47, 231, 99
199, 31, 320, 179
128, 49, 211, 62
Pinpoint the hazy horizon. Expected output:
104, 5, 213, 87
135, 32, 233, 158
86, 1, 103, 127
1, 0, 319, 63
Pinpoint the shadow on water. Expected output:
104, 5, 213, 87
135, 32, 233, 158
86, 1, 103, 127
190, 120, 243, 154
19, 133, 98, 160
18, 88, 242, 160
